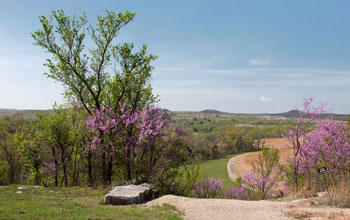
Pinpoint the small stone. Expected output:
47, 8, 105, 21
16, 191, 23, 194
18, 185, 41, 190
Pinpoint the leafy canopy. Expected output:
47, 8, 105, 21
32, 10, 157, 115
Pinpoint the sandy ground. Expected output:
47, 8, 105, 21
146, 195, 350, 220
146, 195, 290, 220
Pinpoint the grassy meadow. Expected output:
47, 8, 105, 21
198, 151, 257, 191
0, 185, 182, 220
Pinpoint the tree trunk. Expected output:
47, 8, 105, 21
107, 157, 113, 184
52, 146, 59, 187
126, 148, 132, 181
60, 145, 68, 187
87, 152, 93, 186
72, 146, 79, 185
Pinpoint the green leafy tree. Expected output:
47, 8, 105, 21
15, 119, 45, 185
39, 106, 76, 186
0, 115, 24, 184
32, 10, 158, 184
32, 10, 134, 114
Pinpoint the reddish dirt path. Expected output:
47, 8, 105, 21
234, 138, 293, 177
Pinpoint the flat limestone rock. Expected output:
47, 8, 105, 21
104, 183, 152, 205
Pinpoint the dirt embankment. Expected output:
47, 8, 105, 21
234, 138, 293, 177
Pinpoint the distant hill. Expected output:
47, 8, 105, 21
269, 110, 350, 121
270, 110, 301, 118
200, 109, 228, 114
199, 109, 350, 121
1, 108, 349, 121
0, 109, 53, 118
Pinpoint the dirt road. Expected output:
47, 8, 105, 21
146, 195, 350, 220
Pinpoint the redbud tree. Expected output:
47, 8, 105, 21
285, 97, 350, 196
86, 103, 189, 183
284, 97, 327, 190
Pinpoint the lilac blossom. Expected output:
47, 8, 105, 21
226, 187, 248, 200
194, 178, 224, 198
85, 103, 171, 157
284, 97, 327, 189
298, 119, 350, 176
242, 172, 276, 197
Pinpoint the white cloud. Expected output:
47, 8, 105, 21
249, 57, 274, 66
259, 96, 272, 102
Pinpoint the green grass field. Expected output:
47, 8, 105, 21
0, 185, 182, 220
199, 152, 249, 191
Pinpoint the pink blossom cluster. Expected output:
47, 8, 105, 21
85, 103, 171, 156
298, 119, 350, 175
194, 178, 224, 198
284, 97, 350, 191
298, 97, 327, 123
242, 172, 275, 193
226, 187, 248, 200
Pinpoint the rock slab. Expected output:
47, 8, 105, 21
104, 183, 152, 205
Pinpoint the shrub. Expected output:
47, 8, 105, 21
153, 160, 201, 197
226, 187, 248, 200
242, 172, 276, 199
194, 178, 223, 198
241, 147, 281, 199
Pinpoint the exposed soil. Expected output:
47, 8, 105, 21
234, 138, 293, 177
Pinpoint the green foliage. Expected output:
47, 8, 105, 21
0, 115, 25, 184
38, 106, 78, 186
251, 147, 281, 179
31, 10, 156, 115
13, 107, 86, 186
15, 117, 44, 185
147, 136, 195, 196
31, 9, 163, 187
171, 161, 201, 197
172, 112, 297, 134
107, 42, 158, 111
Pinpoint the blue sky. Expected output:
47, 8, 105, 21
1, 0, 350, 113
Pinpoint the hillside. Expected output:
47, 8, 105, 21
1, 108, 349, 121
270, 110, 350, 121
0, 109, 53, 118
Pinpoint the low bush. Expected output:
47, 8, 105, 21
241, 147, 282, 199
154, 160, 201, 197
226, 187, 248, 200
194, 178, 223, 198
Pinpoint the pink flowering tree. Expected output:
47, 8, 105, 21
284, 97, 327, 190
296, 119, 350, 194
282, 98, 350, 204
86, 103, 179, 183
242, 172, 276, 199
